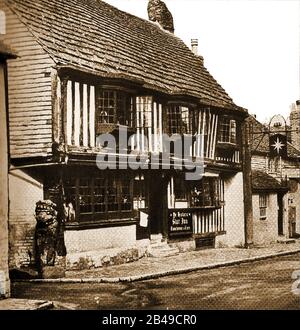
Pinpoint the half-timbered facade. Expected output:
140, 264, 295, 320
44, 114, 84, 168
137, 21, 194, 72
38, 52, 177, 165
1, 0, 248, 270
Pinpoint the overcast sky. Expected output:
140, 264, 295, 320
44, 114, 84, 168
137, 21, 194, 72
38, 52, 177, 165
104, 0, 300, 123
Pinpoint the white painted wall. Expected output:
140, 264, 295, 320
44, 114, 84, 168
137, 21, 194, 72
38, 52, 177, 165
8, 170, 43, 268
64, 225, 136, 253
252, 193, 279, 245
216, 172, 245, 247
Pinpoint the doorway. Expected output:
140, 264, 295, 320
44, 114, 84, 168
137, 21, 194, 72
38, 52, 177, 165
288, 206, 297, 238
277, 194, 284, 236
147, 173, 168, 237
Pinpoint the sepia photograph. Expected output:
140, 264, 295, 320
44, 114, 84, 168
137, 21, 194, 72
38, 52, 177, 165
0, 0, 300, 319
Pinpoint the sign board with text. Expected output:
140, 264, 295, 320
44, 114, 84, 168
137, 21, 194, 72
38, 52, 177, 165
168, 210, 193, 237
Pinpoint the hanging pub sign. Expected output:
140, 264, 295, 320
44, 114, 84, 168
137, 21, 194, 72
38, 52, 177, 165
269, 134, 287, 158
168, 210, 193, 237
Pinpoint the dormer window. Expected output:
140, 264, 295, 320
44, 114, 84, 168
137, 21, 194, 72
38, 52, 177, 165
219, 118, 236, 144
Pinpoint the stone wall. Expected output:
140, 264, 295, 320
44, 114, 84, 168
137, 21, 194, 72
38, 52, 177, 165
8, 169, 43, 268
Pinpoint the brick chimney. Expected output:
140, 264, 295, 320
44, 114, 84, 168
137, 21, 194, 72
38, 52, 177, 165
290, 100, 300, 150
147, 0, 174, 33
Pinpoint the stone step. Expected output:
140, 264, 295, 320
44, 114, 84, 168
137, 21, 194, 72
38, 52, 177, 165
277, 238, 296, 244
150, 241, 169, 248
151, 234, 163, 241
149, 241, 180, 258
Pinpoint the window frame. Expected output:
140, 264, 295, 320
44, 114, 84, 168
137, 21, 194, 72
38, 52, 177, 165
189, 177, 223, 208
259, 193, 268, 220
218, 117, 237, 144
166, 104, 192, 135
64, 172, 134, 223
95, 87, 133, 134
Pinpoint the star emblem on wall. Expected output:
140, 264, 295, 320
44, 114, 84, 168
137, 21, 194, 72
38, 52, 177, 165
271, 137, 285, 154
269, 134, 287, 158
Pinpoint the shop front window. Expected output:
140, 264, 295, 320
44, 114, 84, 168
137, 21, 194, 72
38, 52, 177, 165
133, 175, 146, 210
64, 173, 133, 222
190, 177, 222, 207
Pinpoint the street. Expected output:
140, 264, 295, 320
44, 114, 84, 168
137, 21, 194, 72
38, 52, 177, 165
12, 253, 300, 310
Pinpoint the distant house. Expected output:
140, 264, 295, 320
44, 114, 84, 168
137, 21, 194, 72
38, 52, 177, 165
251, 170, 288, 245
1, 0, 249, 272
0, 40, 16, 297
248, 110, 300, 245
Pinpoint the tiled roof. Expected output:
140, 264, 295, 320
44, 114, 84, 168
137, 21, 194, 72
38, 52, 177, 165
287, 142, 300, 158
247, 115, 269, 154
252, 170, 283, 191
247, 115, 300, 159
5, 0, 241, 109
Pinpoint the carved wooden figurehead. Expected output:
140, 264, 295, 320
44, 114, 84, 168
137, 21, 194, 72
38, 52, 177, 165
147, 0, 174, 33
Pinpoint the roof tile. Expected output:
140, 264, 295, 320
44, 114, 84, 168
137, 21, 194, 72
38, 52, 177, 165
5, 0, 238, 108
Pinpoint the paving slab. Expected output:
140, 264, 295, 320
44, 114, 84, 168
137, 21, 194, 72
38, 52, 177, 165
0, 298, 53, 310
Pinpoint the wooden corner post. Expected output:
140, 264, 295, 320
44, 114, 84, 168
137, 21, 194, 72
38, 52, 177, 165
241, 119, 254, 248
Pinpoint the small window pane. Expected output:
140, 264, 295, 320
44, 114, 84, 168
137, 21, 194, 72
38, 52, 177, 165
259, 193, 268, 220
219, 118, 236, 144
167, 105, 190, 135
107, 178, 118, 212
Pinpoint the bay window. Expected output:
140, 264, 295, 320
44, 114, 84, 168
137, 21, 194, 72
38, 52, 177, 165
167, 105, 191, 135
64, 173, 134, 222
95, 88, 133, 134
190, 177, 222, 207
219, 117, 236, 144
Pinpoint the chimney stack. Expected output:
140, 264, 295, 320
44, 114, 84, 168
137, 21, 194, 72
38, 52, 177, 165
290, 100, 300, 150
147, 0, 174, 33
191, 39, 198, 56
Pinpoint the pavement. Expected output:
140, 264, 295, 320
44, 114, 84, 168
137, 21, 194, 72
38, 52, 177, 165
4, 240, 300, 310
14, 239, 300, 284
0, 298, 53, 310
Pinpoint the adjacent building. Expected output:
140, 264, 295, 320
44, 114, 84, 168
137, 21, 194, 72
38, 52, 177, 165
1, 0, 250, 272
0, 40, 16, 297
248, 106, 300, 245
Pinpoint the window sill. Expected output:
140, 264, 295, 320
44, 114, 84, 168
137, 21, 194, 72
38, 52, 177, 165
216, 142, 238, 150
169, 206, 222, 211
193, 231, 226, 238
259, 217, 267, 221
65, 218, 138, 230
189, 206, 223, 210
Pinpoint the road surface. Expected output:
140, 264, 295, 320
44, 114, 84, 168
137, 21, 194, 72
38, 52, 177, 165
11, 253, 300, 310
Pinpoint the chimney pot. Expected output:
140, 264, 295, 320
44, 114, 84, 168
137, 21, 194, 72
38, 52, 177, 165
191, 39, 198, 56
